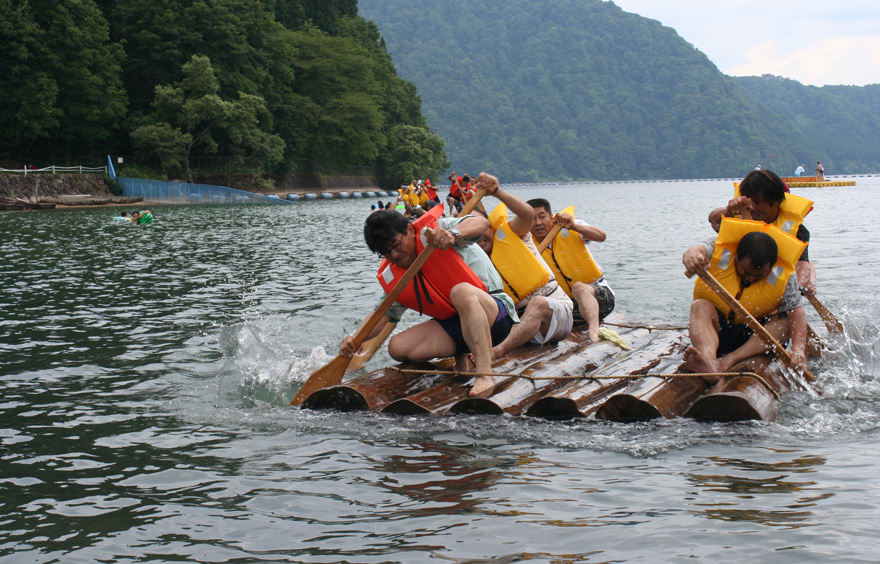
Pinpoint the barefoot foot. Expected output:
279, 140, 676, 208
491, 344, 504, 361
454, 353, 475, 376
469, 375, 495, 397
682, 346, 721, 384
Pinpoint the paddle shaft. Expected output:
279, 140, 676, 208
688, 267, 815, 382
290, 186, 490, 406
536, 224, 563, 254
345, 321, 397, 374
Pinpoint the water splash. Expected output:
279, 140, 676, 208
215, 319, 332, 407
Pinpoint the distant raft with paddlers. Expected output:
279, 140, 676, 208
295, 313, 821, 422
781, 176, 855, 187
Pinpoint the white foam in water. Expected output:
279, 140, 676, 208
215, 319, 333, 406
774, 300, 880, 437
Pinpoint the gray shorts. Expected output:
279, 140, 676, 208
573, 281, 616, 321
527, 297, 574, 345
593, 283, 615, 320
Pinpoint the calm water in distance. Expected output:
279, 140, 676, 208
1, 178, 879, 563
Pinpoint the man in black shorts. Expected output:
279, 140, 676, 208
681, 228, 808, 384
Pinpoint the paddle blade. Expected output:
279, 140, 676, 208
805, 293, 844, 334
290, 355, 352, 407
345, 322, 397, 374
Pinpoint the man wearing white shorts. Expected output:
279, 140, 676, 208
470, 175, 574, 360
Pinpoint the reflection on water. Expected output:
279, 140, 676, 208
366, 441, 509, 519
685, 450, 827, 529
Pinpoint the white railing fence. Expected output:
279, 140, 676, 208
0, 165, 107, 175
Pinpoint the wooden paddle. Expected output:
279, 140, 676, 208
686, 267, 815, 382
536, 223, 563, 254
344, 320, 396, 374
802, 290, 844, 334
290, 185, 491, 406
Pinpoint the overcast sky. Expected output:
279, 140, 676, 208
610, 0, 880, 87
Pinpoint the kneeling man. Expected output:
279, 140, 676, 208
682, 217, 808, 382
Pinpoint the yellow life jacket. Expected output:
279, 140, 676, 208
733, 182, 813, 236
694, 217, 807, 324
539, 205, 603, 297
488, 203, 550, 304
397, 186, 417, 207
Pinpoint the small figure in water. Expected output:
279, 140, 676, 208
131, 210, 153, 224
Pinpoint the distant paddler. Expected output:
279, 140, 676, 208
338, 173, 519, 397
446, 172, 471, 215
682, 217, 809, 382
527, 198, 615, 343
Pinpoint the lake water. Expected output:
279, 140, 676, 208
2, 178, 879, 563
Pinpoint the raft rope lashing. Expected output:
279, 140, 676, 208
391, 368, 780, 399
601, 321, 688, 331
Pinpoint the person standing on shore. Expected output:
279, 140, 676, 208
815, 161, 824, 181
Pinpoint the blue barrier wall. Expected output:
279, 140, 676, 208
117, 177, 290, 205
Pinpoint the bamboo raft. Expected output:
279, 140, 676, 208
780, 176, 855, 188
298, 313, 798, 422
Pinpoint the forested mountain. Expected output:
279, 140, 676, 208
358, 0, 879, 180
0, 0, 447, 184
4, 0, 878, 184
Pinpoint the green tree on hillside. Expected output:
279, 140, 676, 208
131, 55, 283, 180
384, 125, 449, 184
0, 0, 127, 162
283, 27, 388, 169
273, 0, 357, 34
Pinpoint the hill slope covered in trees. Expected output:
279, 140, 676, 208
733, 76, 880, 176
1, 0, 447, 185
359, 0, 879, 180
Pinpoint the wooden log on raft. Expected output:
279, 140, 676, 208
683, 358, 789, 422
593, 357, 705, 422
301, 360, 453, 411
385, 319, 644, 416
543, 331, 691, 421
447, 328, 646, 416
523, 327, 666, 419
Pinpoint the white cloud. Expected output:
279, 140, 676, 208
610, 0, 880, 86
726, 35, 880, 86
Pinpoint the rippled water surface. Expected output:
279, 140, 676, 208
2, 179, 879, 563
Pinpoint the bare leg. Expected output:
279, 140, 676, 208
683, 299, 722, 382
491, 297, 551, 359
716, 315, 791, 372
387, 320, 457, 362
572, 282, 601, 342
448, 283, 501, 397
